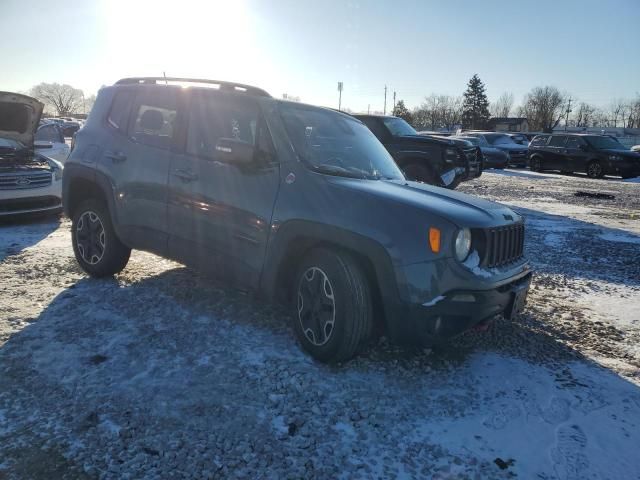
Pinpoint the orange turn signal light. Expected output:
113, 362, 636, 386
429, 227, 441, 253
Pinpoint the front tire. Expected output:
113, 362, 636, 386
72, 199, 131, 277
587, 160, 604, 179
292, 249, 372, 363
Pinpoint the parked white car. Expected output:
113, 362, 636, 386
34, 123, 70, 163
632, 145, 640, 153
0, 92, 63, 217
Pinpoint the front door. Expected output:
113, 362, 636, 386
168, 92, 280, 289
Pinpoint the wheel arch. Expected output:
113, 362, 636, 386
261, 220, 403, 335
63, 164, 120, 231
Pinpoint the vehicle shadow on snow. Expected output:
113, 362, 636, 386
2, 265, 640, 478
0, 214, 61, 262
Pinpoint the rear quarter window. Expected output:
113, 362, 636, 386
530, 135, 549, 147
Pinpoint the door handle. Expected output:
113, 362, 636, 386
105, 151, 127, 163
172, 169, 198, 182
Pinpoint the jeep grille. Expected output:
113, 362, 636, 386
481, 223, 525, 267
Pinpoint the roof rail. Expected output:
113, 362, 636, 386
114, 77, 271, 97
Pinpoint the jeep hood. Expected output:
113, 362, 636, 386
0, 92, 44, 148
336, 178, 521, 228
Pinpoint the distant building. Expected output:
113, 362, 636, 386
487, 117, 529, 132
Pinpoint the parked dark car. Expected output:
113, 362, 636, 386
462, 132, 529, 167
456, 135, 508, 169
62, 120, 81, 137
64, 77, 531, 363
528, 134, 640, 179
354, 115, 481, 189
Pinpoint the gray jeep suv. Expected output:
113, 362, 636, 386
63, 77, 532, 362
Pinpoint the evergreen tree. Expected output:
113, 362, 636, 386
462, 74, 490, 129
392, 100, 414, 124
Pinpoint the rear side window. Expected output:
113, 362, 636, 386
548, 136, 567, 147
186, 94, 259, 158
530, 135, 549, 146
128, 92, 178, 150
360, 118, 388, 140
107, 91, 134, 132
565, 136, 585, 149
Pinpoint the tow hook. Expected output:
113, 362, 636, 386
472, 318, 493, 332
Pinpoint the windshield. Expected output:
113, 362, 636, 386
585, 136, 627, 150
280, 103, 404, 180
382, 117, 418, 136
486, 134, 516, 145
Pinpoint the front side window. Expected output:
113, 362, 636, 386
186, 94, 259, 159
280, 103, 403, 180
129, 92, 177, 149
35, 125, 64, 143
548, 136, 567, 147
585, 136, 625, 150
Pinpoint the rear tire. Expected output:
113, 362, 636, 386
71, 199, 131, 277
530, 156, 543, 172
586, 160, 604, 179
292, 248, 372, 363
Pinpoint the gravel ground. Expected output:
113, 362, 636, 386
1, 169, 639, 479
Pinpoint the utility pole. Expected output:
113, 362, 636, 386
367, 104, 370, 114
337, 82, 343, 111
383, 85, 387, 115
393, 91, 396, 113
564, 97, 572, 132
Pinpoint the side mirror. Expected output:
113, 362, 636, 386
214, 138, 255, 165
34, 141, 53, 149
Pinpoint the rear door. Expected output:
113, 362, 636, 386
168, 92, 280, 289
564, 136, 588, 173
97, 88, 178, 254
545, 135, 567, 170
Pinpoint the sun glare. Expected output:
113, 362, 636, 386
102, 0, 256, 83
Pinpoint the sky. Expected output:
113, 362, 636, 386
1, 0, 638, 113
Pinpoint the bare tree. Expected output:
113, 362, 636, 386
517, 86, 566, 132
413, 94, 463, 131
626, 96, 640, 129
608, 99, 628, 128
490, 92, 514, 118
572, 102, 597, 127
30, 83, 84, 116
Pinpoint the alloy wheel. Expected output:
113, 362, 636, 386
588, 162, 602, 178
76, 211, 106, 265
297, 267, 336, 346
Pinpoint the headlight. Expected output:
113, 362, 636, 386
454, 228, 472, 262
444, 148, 458, 163
608, 155, 623, 161
47, 159, 63, 180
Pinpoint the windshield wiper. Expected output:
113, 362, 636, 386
311, 164, 366, 179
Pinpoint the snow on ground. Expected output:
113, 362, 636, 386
0, 169, 639, 479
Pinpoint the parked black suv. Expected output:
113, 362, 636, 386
529, 134, 640, 179
354, 115, 482, 189
64, 77, 531, 362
